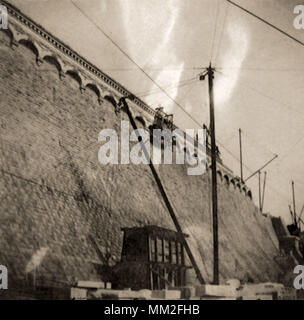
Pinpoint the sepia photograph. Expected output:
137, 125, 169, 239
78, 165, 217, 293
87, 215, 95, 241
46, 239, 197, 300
0, 0, 304, 304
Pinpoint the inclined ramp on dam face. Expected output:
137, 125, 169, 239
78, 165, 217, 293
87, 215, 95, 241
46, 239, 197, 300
0, 2, 298, 294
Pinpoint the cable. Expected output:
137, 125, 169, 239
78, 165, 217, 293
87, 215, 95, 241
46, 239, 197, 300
241, 130, 276, 157
214, 1, 230, 65
177, 81, 200, 104
151, 80, 200, 109
135, 77, 198, 98
221, 131, 237, 146
140, 81, 197, 98
218, 67, 304, 72
138, 80, 199, 109
213, 71, 304, 198
99, 67, 204, 72
226, 0, 304, 48
70, 0, 284, 193
216, 70, 304, 120
276, 135, 304, 164
146, 81, 199, 111
71, 1, 206, 127
210, 0, 220, 62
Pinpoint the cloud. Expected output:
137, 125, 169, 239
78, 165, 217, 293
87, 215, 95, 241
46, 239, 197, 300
119, 0, 184, 111
214, 20, 249, 108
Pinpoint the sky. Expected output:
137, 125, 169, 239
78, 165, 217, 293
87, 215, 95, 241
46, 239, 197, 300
8, 0, 304, 224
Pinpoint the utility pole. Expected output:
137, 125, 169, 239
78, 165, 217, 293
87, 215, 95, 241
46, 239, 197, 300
258, 171, 262, 212
298, 204, 304, 230
200, 64, 219, 285
239, 128, 243, 183
289, 205, 294, 223
261, 171, 267, 213
292, 181, 297, 228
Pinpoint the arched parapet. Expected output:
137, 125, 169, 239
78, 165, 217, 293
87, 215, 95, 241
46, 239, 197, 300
230, 176, 243, 192
217, 169, 223, 182
18, 38, 41, 63
14, 35, 49, 66
85, 82, 102, 104
82, 76, 94, 89
230, 178, 236, 189
223, 174, 230, 186
100, 87, 119, 107
100, 86, 119, 109
42, 54, 68, 80
104, 94, 118, 108
99, 86, 111, 98
1, 3, 158, 121
242, 186, 247, 196
34, 41, 54, 66
7, 22, 28, 49
247, 190, 253, 200
43, 54, 63, 75
65, 68, 85, 92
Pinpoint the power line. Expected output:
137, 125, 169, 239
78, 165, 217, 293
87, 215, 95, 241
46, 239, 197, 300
70, 0, 273, 187
241, 130, 276, 157
218, 67, 304, 71
177, 81, 200, 105
98, 67, 203, 71
213, 71, 303, 205
148, 81, 201, 113
152, 81, 200, 109
276, 135, 304, 164
210, 0, 220, 62
217, 70, 304, 120
71, 1, 205, 126
214, 1, 230, 65
135, 77, 198, 98
139, 80, 199, 108
226, 0, 304, 48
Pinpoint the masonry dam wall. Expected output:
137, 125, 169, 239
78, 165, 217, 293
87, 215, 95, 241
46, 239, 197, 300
0, 4, 294, 292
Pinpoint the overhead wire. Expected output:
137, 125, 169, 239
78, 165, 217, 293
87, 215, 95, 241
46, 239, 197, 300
135, 77, 198, 98
71, 0, 303, 212
214, 0, 230, 65
71, 0, 206, 127
218, 67, 304, 71
209, 0, 220, 62
216, 70, 304, 120
71, 0, 261, 185
241, 130, 276, 157
98, 67, 204, 71
226, 0, 304, 48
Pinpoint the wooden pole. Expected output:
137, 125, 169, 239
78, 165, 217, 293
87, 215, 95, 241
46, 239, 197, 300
207, 65, 219, 285
239, 128, 243, 183
261, 171, 267, 212
258, 171, 262, 212
289, 205, 294, 223
292, 181, 297, 227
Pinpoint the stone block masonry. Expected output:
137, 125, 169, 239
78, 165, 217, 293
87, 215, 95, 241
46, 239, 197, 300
0, 1, 292, 296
